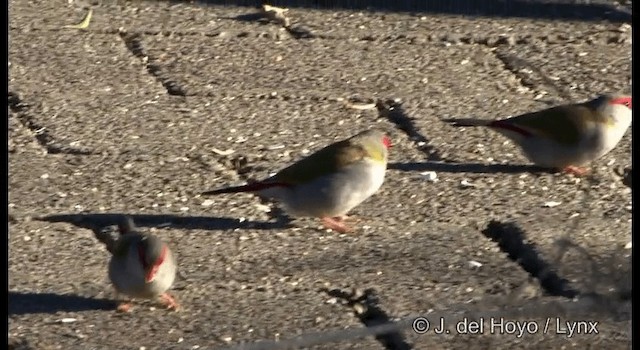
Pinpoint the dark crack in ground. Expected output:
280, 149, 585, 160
8, 91, 94, 155
482, 220, 579, 299
322, 287, 412, 350
376, 98, 445, 162
118, 30, 188, 96
494, 51, 573, 101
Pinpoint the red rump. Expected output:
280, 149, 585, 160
139, 244, 167, 282
202, 181, 292, 195
489, 120, 533, 137
236, 182, 291, 191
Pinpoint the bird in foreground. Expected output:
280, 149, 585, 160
443, 94, 632, 176
95, 217, 179, 312
202, 129, 391, 233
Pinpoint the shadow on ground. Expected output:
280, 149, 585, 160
8, 291, 115, 315
389, 161, 556, 174
37, 213, 293, 231
183, 0, 631, 23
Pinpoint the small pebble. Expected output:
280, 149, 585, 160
220, 336, 233, 343
420, 171, 438, 182
469, 260, 483, 268
460, 179, 476, 188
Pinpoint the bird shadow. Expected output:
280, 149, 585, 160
8, 291, 115, 315
194, 0, 631, 23
219, 12, 269, 22
389, 161, 556, 175
217, 7, 318, 39
37, 213, 294, 232
376, 98, 446, 162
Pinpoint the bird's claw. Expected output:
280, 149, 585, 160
562, 165, 589, 177
321, 217, 354, 234
116, 302, 133, 313
159, 293, 180, 311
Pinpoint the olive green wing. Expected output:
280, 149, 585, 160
505, 105, 594, 146
270, 139, 368, 186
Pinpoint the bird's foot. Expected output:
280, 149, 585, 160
321, 216, 353, 234
159, 293, 180, 311
337, 214, 361, 223
562, 165, 589, 177
116, 302, 133, 313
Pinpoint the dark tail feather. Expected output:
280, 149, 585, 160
201, 182, 289, 195
444, 118, 532, 138
95, 222, 128, 254
488, 119, 533, 137
441, 117, 492, 127
118, 216, 137, 234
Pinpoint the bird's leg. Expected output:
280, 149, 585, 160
158, 292, 180, 311
562, 165, 589, 177
337, 214, 361, 223
116, 302, 134, 313
321, 217, 353, 233
114, 290, 134, 313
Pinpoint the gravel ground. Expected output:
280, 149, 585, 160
8, 1, 631, 349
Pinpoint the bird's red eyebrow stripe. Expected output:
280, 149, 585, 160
382, 136, 392, 148
610, 97, 632, 108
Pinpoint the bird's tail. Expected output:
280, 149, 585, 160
94, 225, 121, 254
201, 182, 289, 195
441, 118, 492, 127
118, 216, 137, 234
94, 216, 138, 254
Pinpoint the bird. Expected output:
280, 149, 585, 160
442, 94, 632, 176
95, 216, 179, 312
202, 129, 392, 233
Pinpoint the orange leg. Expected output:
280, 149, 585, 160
337, 214, 360, 222
116, 302, 133, 313
562, 165, 589, 177
114, 290, 133, 313
159, 292, 180, 311
321, 216, 353, 233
